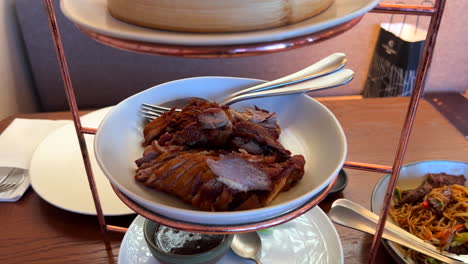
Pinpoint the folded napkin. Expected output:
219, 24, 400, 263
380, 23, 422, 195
0, 118, 70, 202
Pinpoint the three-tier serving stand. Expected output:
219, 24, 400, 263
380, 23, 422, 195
41, 0, 447, 263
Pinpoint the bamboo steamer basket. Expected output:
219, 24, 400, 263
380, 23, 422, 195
107, 0, 334, 33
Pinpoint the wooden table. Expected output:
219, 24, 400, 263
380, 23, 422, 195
0, 97, 466, 264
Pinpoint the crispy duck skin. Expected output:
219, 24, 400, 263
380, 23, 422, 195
135, 146, 305, 211
143, 100, 282, 153
228, 106, 281, 139
143, 100, 229, 146
230, 120, 290, 161
136, 100, 306, 211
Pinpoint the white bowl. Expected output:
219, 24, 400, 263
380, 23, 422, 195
371, 160, 468, 263
94, 76, 347, 225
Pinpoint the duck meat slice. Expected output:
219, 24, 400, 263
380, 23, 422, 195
198, 108, 231, 129
144, 156, 190, 187
143, 100, 226, 146
135, 146, 159, 167
228, 106, 281, 139
135, 151, 179, 182
173, 163, 207, 202
143, 112, 178, 145
164, 110, 233, 147
231, 120, 290, 160
237, 149, 277, 164
230, 136, 264, 155
192, 178, 228, 211
206, 154, 272, 192
154, 107, 233, 148
206, 152, 305, 210
135, 149, 305, 211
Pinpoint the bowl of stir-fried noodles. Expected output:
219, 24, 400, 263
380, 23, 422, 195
371, 160, 467, 264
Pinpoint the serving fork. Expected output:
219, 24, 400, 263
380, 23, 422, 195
0, 168, 25, 193
141, 53, 353, 121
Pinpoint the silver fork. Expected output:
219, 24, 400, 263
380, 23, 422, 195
0, 168, 25, 193
141, 68, 354, 121
141, 53, 349, 121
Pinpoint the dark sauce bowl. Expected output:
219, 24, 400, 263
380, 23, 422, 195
143, 219, 234, 264
328, 169, 348, 196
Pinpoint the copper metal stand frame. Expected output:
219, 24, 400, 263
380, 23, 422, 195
42, 1, 446, 263
78, 17, 363, 58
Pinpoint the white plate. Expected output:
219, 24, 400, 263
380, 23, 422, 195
371, 160, 468, 263
94, 76, 346, 225
60, 0, 381, 46
118, 206, 343, 264
29, 107, 134, 216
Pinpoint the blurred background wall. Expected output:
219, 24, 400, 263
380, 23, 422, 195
0, 0, 466, 118
0, 0, 37, 120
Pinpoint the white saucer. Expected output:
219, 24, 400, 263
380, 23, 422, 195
60, 0, 381, 46
29, 107, 134, 216
118, 207, 343, 264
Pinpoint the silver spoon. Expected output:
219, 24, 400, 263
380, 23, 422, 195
231, 232, 263, 264
329, 199, 468, 264
142, 68, 354, 120
227, 52, 348, 98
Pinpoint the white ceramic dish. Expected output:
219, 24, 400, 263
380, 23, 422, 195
60, 0, 381, 46
118, 206, 344, 264
371, 160, 468, 263
29, 107, 134, 216
94, 76, 346, 225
